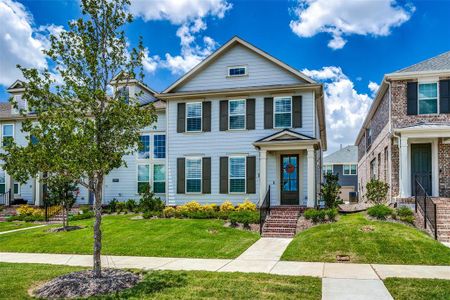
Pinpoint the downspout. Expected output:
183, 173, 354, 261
386, 78, 394, 203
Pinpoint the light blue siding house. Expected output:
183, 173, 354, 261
1, 36, 326, 208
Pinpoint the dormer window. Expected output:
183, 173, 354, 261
228, 66, 247, 77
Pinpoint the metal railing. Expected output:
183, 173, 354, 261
415, 178, 437, 240
0, 189, 11, 206
259, 186, 270, 235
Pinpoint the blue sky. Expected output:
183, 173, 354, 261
1, 0, 449, 152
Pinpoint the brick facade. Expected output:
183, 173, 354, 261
438, 139, 450, 197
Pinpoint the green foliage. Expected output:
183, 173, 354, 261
367, 204, 393, 220
304, 208, 338, 223
78, 205, 91, 214
366, 179, 390, 204
116, 202, 126, 213
143, 211, 162, 219
125, 199, 137, 212
7, 215, 45, 222
321, 173, 341, 208
229, 211, 260, 226
107, 199, 118, 213
326, 208, 338, 222
139, 189, 164, 213
69, 211, 94, 221
45, 175, 79, 227
397, 206, 414, 217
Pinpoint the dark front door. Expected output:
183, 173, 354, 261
411, 143, 432, 196
280, 154, 299, 205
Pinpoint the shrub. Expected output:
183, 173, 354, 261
8, 214, 45, 222
367, 204, 393, 220
69, 211, 94, 221
125, 199, 137, 212
366, 179, 390, 204
183, 201, 202, 212
108, 199, 118, 213
236, 200, 256, 212
16, 205, 35, 216
116, 202, 126, 213
304, 209, 327, 223
143, 211, 162, 219
397, 206, 414, 217
325, 208, 338, 221
184, 210, 217, 219
163, 206, 176, 218
400, 215, 415, 224
201, 203, 218, 213
321, 173, 342, 208
229, 210, 259, 226
139, 189, 164, 213
220, 201, 235, 212
79, 205, 91, 214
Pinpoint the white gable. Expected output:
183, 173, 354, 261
174, 43, 307, 92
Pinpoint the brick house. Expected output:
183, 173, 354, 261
355, 51, 450, 241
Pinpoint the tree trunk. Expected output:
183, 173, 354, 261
93, 175, 104, 278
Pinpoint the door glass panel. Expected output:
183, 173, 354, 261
282, 156, 298, 192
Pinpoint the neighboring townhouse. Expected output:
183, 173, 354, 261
157, 36, 326, 207
0, 77, 167, 205
323, 145, 358, 202
1, 36, 327, 209
356, 51, 450, 241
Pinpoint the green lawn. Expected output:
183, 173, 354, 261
0, 263, 321, 300
0, 215, 259, 258
384, 278, 450, 300
282, 213, 450, 265
0, 221, 39, 232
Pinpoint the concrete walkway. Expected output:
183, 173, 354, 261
1, 237, 450, 300
0, 224, 47, 235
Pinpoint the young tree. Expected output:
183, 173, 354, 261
366, 179, 390, 204
321, 173, 341, 208
45, 175, 79, 229
0, 0, 155, 277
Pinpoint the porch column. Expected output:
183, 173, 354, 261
307, 148, 315, 207
259, 149, 267, 203
34, 173, 43, 206
399, 137, 410, 198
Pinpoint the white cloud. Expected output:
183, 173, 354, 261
368, 81, 380, 96
290, 0, 414, 49
131, 0, 231, 74
142, 48, 160, 74
302, 66, 373, 153
0, 0, 48, 86
130, 0, 232, 24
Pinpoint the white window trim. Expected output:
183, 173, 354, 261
343, 164, 357, 176
322, 164, 333, 175
273, 96, 293, 129
1, 124, 15, 146
137, 134, 151, 160
153, 134, 166, 159
153, 164, 166, 194
227, 66, 247, 77
228, 156, 247, 194
228, 99, 246, 130
185, 157, 202, 194
136, 163, 150, 194
417, 82, 439, 115
185, 102, 203, 133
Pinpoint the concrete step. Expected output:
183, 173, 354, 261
262, 232, 295, 238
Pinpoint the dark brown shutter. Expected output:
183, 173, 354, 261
202, 157, 211, 194
293, 95, 302, 128
439, 80, 450, 113
407, 82, 418, 115
246, 156, 256, 194
264, 97, 273, 129
177, 158, 185, 194
246, 98, 255, 130
220, 156, 228, 194
202, 101, 211, 132
219, 100, 228, 131
177, 103, 186, 133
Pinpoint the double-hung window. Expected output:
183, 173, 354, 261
0, 168, 5, 194
2, 124, 14, 147
186, 158, 202, 193
323, 165, 333, 176
186, 102, 202, 132
138, 135, 150, 159
154, 135, 165, 158
137, 164, 150, 194
229, 156, 246, 193
229, 99, 246, 130
418, 83, 438, 114
274, 97, 292, 128
343, 164, 357, 175
153, 164, 165, 193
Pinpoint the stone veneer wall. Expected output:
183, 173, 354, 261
438, 139, 450, 197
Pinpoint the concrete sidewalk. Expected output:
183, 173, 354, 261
0, 224, 47, 235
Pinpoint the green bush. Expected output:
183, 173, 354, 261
321, 173, 342, 208
143, 211, 162, 219
229, 210, 260, 226
139, 190, 164, 213
108, 199, 118, 213
397, 206, 414, 217
7, 214, 45, 222
367, 204, 393, 220
125, 199, 137, 212
304, 209, 327, 223
325, 208, 338, 221
183, 210, 218, 219
366, 179, 390, 204
69, 211, 94, 221
399, 215, 415, 224
79, 205, 91, 214
116, 202, 126, 213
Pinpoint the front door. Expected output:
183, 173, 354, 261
411, 143, 432, 196
280, 154, 299, 205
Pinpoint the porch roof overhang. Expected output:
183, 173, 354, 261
394, 123, 450, 138
253, 129, 320, 150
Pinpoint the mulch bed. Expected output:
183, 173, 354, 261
32, 268, 140, 299
47, 226, 85, 233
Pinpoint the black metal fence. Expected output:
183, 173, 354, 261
415, 179, 437, 239
259, 186, 270, 235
